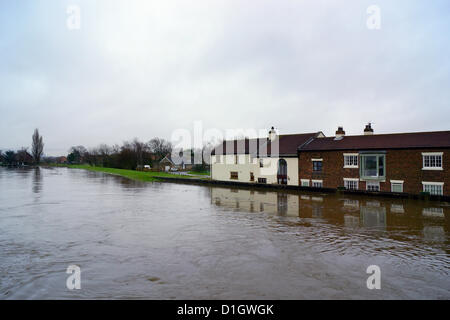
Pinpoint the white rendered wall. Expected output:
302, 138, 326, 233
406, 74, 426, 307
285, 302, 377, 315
211, 155, 299, 186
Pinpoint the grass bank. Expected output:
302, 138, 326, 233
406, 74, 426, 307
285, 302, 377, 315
50, 164, 209, 182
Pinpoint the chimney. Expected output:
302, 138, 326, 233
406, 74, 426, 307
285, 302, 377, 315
268, 126, 277, 141
364, 123, 374, 135
335, 126, 345, 138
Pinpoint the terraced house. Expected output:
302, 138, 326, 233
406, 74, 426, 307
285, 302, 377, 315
210, 124, 450, 197
298, 124, 450, 196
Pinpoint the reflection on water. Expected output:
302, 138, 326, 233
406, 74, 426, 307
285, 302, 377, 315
32, 167, 42, 194
0, 167, 449, 299
211, 187, 449, 245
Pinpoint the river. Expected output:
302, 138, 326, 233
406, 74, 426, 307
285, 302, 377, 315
0, 167, 448, 299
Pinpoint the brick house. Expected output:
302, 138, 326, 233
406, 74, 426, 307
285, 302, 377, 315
298, 124, 450, 196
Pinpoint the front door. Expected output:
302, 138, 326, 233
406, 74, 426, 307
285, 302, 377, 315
277, 159, 287, 184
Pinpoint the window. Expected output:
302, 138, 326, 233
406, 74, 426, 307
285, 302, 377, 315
312, 180, 323, 188
258, 177, 267, 184
422, 207, 444, 217
301, 179, 310, 187
360, 154, 385, 179
391, 204, 404, 213
366, 181, 380, 191
422, 153, 443, 170
230, 171, 238, 180
344, 154, 358, 168
344, 199, 359, 207
344, 178, 358, 190
422, 182, 444, 195
390, 180, 404, 193
250, 172, 254, 182
312, 159, 322, 172
259, 159, 264, 168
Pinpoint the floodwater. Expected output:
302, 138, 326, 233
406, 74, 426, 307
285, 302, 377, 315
0, 167, 449, 299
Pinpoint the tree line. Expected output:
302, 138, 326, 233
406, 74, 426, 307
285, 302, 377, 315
66, 137, 174, 170
0, 129, 44, 166
0, 129, 216, 171
65, 137, 216, 171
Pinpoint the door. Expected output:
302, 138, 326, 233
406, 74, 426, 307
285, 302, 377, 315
277, 159, 287, 184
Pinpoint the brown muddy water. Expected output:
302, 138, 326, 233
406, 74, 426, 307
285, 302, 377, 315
0, 167, 449, 299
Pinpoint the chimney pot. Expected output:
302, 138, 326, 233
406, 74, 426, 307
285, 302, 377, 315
335, 126, 345, 138
268, 126, 277, 141
364, 123, 374, 135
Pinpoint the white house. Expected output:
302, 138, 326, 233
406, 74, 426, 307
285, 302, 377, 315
211, 127, 324, 186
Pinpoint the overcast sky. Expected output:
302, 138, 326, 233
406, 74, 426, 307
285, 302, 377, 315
1, 0, 449, 156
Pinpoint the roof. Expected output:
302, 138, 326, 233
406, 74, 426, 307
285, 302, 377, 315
299, 130, 450, 151
211, 132, 321, 156
159, 155, 175, 165
210, 138, 262, 156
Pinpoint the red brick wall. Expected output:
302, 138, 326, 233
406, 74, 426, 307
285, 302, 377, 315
298, 149, 450, 196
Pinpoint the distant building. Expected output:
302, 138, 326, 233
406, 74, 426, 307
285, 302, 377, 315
158, 150, 196, 171
159, 155, 176, 171
15, 150, 33, 166
57, 156, 67, 164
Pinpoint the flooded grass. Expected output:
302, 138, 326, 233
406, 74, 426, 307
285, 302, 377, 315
49, 164, 208, 182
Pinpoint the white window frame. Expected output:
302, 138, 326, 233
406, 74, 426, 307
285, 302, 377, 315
343, 178, 359, 190
390, 180, 404, 193
343, 153, 359, 169
422, 182, 444, 195
366, 181, 380, 191
311, 179, 323, 188
422, 152, 443, 170
300, 179, 310, 187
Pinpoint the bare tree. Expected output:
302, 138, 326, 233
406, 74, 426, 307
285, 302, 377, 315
17, 147, 32, 165
148, 137, 172, 160
132, 138, 148, 168
31, 129, 44, 164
